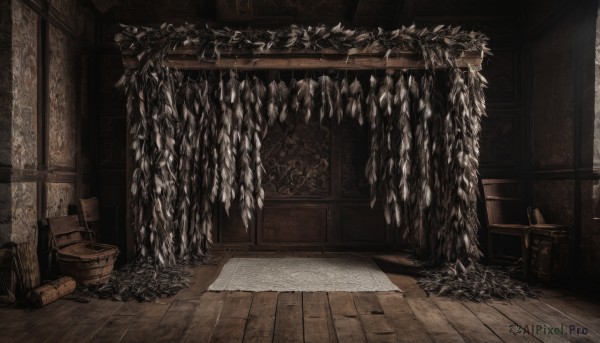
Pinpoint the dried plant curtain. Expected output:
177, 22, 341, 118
116, 24, 489, 267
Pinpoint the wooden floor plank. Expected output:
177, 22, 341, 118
147, 299, 200, 342
328, 292, 367, 343
176, 255, 226, 300
376, 292, 433, 343
273, 292, 303, 343
385, 273, 427, 298
210, 292, 253, 343
303, 292, 337, 343
9, 300, 77, 343
516, 298, 600, 343
5, 253, 600, 343
90, 315, 135, 343
55, 300, 123, 343
541, 297, 600, 333
405, 298, 465, 343
490, 300, 569, 343
243, 292, 278, 343
181, 292, 226, 343
120, 298, 177, 343
430, 297, 502, 343
359, 314, 396, 343
352, 292, 384, 315
463, 301, 539, 343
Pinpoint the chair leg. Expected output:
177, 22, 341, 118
521, 230, 530, 280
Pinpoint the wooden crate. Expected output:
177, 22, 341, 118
529, 228, 569, 283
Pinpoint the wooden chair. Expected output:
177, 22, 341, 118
47, 215, 118, 286
480, 179, 530, 278
78, 197, 101, 241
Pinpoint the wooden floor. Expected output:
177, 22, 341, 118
1, 252, 600, 343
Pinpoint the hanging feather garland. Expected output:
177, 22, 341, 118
395, 72, 411, 204
218, 71, 236, 214
347, 77, 364, 125
198, 75, 217, 254
175, 81, 197, 258
238, 75, 256, 228
365, 75, 380, 208
318, 74, 344, 123
277, 80, 290, 123
378, 72, 399, 226
267, 80, 280, 126
253, 76, 268, 137
296, 76, 318, 124
252, 76, 266, 212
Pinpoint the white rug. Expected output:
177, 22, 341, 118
208, 257, 401, 292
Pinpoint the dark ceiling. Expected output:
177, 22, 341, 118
92, 0, 519, 28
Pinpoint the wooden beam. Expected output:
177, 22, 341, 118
121, 49, 483, 71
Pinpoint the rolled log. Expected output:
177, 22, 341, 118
28, 276, 76, 308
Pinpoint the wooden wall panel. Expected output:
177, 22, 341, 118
262, 206, 328, 243
532, 180, 575, 228
2, 182, 37, 243
480, 115, 517, 166
341, 120, 369, 198
530, 16, 576, 170
341, 206, 385, 242
483, 49, 516, 104
219, 203, 254, 243
45, 182, 76, 218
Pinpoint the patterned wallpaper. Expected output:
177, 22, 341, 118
48, 25, 77, 168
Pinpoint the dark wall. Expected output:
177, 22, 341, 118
522, 0, 599, 285
0, 0, 96, 251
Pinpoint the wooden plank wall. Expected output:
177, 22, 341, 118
0, 0, 98, 273
522, 0, 600, 287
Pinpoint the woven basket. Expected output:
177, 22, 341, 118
57, 242, 119, 286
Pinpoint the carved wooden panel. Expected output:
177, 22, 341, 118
341, 119, 369, 197
48, 25, 77, 168
262, 115, 330, 197
262, 206, 327, 242
341, 206, 386, 242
